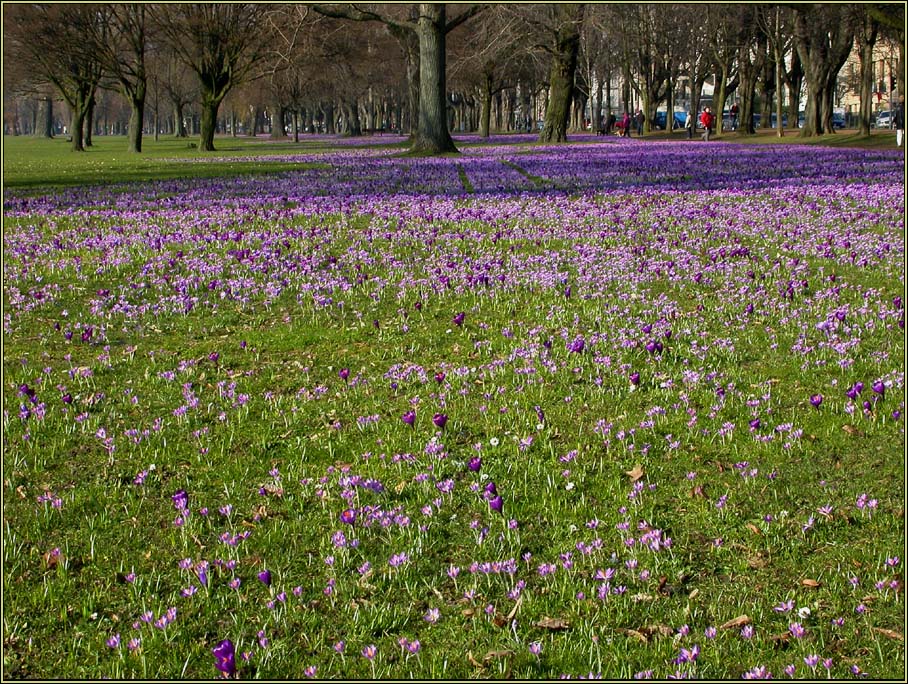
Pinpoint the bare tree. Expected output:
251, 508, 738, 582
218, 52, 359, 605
153, 4, 270, 151
792, 5, 854, 136
4, 3, 105, 151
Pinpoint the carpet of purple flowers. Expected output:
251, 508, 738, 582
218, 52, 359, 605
2, 136, 904, 679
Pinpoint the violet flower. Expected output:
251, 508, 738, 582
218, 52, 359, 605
212, 639, 236, 677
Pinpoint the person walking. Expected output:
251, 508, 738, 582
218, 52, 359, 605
700, 106, 715, 141
621, 111, 631, 138
635, 109, 644, 136
684, 109, 693, 139
730, 101, 739, 131
895, 94, 905, 148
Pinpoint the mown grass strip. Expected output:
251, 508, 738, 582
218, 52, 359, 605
456, 163, 475, 193
502, 159, 546, 186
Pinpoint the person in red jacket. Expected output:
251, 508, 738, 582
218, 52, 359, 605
621, 111, 631, 137
700, 106, 715, 141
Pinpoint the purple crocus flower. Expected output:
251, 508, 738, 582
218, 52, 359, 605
484, 481, 498, 496
432, 413, 448, 429
645, 340, 657, 354
62, 393, 73, 404
338, 368, 350, 381
401, 410, 416, 426
489, 495, 504, 514
208, 352, 220, 363
453, 312, 465, 327
749, 418, 761, 430
871, 380, 885, 398
810, 394, 823, 408
629, 372, 641, 386
567, 336, 585, 353
434, 371, 445, 383
468, 456, 482, 472
535, 405, 545, 424
172, 489, 188, 511
257, 569, 272, 586
340, 508, 356, 525
212, 639, 236, 677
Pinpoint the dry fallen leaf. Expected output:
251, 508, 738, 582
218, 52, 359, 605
506, 595, 522, 620
483, 650, 513, 662
535, 616, 570, 631
462, 608, 476, 618
872, 627, 903, 641
626, 464, 645, 482
625, 629, 648, 644
801, 578, 821, 588
720, 615, 751, 629
467, 652, 483, 668
745, 523, 763, 536
842, 424, 862, 436
395, 480, 406, 494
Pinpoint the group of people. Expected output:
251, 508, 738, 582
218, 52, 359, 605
681, 106, 717, 141
595, 110, 646, 137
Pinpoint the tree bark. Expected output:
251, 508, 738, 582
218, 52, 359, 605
856, 9, 878, 136
69, 101, 86, 151
41, 96, 54, 138
539, 4, 584, 144
127, 83, 146, 153
479, 71, 493, 137
410, 4, 457, 154
200, 99, 218, 150
84, 92, 95, 146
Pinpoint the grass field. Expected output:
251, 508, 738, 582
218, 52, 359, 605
2, 132, 904, 680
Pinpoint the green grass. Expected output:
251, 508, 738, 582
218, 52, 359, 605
1, 135, 384, 190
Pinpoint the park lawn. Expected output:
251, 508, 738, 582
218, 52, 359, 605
2, 135, 904, 680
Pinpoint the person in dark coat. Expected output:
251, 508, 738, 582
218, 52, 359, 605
635, 109, 644, 136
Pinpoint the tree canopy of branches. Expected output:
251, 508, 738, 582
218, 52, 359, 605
153, 4, 270, 151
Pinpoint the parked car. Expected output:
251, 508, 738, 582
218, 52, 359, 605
653, 111, 686, 130
876, 110, 892, 129
832, 112, 846, 129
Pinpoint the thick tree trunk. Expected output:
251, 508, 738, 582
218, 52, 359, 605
323, 103, 335, 134
200, 98, 219, 151
127, 91, 145, 153
479, 72, 493, 137
41, 96, 54, 138
173, 102, 186, 137
786, 50, 803, 130
270, 101, 285, 138
69, 103, 86, 152
857, 16, 877, 136
84, 93, 95, 147
345, 99, 362, 136
410, 4, 457, 154
539, 5, 583, 144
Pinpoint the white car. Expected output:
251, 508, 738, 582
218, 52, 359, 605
875, 111, 892, 129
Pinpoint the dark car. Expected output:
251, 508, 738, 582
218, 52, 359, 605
653, 111, 686, 130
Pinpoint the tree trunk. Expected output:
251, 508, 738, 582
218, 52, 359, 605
41, 96, 54, 138
323, 102, 335, 134
410, 4, 457, 154
69, 102, 86, 152
479, 72, 493, 137
857, 12, 878, 136
539, 5, 583, 144
84, 93, 95, 147
200, 98, 219, 150
270, 101, 285, 138
346, 99, 362, 136
785, 49, 803, 130
127, 89, 145, 153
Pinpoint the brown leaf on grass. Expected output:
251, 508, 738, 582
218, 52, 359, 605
394, 480, 406, 494
720, 615, 751, 629
745, 523, 763, 536
625, 629, 648, 644
467, 652, 483, 668
872, 627, 903, 641
626, 464, 645, 482
15, 485, 26, 499
690, 485, 706, 498
506, 595, 522, 620
483, 650, 513, 662
801, 578, 821, 588
842, 424, 863, 436
42, 550, 62, 569
535, 616, 570, 631
492, 614, 507, 628
462, 608, 476, 618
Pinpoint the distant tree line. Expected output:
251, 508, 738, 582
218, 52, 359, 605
3, 3, 904, 153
